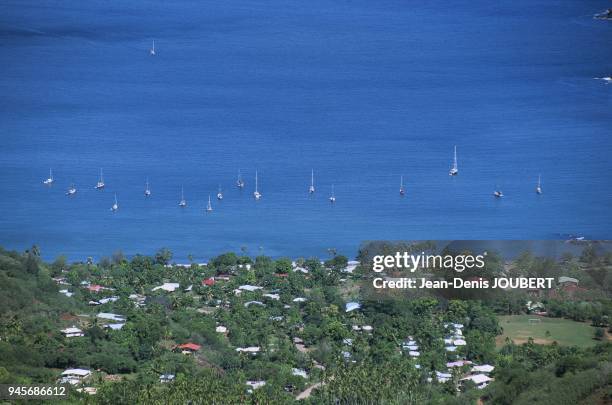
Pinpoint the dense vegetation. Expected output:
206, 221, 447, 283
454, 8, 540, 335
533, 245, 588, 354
0, 243, 610, 404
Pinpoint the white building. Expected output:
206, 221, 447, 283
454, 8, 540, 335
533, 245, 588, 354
97, 313, 126, 322
59, 368, 91, 385
471, 364, 495, 374
159, 374, 175, 383
461, 374, 493, 389
152, 282, 180, 292
61, 326, 84, 338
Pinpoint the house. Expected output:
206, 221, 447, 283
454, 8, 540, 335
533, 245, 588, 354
215, 326, 228, 333
87, 285, 108, 293
558, 276, 579, 285
293, 266, 309, 274
53, 277, 71, 285
236, 346, 260, 354
175, 343, 201, 354
447, 360, 472, 368
461, 374, 493, 389
216, 274, 231, 281
61, 326, 84, 338
292, 368, 308, 378
202, 278, 215, 286
453, 339, 467, 346
435, 371, 452, 383
97, 313, 126, 322
98, 296, 119, 304
246, 380, 266, 390
293, 297, 307, 303
59, 368, 91, 385
263, 293, 280, 300
238, 285, 263, 292
345, 302, 361, 312
152, 282, 180, 292
159, 374, 175, 383
128, 294, 146, 307
244, 301, 265, 307
472, 364, 495, 374
342, 261, 360, 273
105, 323, 125, 331
76, 387, 97, 395
408, 351, 420, 357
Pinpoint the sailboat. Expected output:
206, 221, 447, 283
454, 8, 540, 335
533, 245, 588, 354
536, 175, 542, 194
329, 184, 336, 203
253, 170, 262, 200
111, 194, 118, 212
399, 175, 405, 196
217, 185, 223, 200
95, 168, 105, 189
449, 146, 458, 176
179, 186, 187, 207
236, 170, 245, 189
150, 40, 156, 56
144, 179, 151, 197
309, 169, 315, 194
43, 168, 54, 185
206, 195, 213, 212
66, 184, 77, 196
493, 186, 504, 198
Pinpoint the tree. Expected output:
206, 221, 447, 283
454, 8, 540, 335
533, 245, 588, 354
154, 248, 173, 266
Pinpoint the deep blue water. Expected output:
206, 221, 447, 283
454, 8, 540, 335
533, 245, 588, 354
0, 0, 611, 261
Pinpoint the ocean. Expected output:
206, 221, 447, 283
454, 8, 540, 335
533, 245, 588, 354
0, 0, 611, 261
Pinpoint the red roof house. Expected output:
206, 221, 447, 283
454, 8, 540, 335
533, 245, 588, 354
202, 278, 215, 286
176, 343, 201, 352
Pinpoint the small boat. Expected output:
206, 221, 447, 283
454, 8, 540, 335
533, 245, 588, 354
493, 187, 504, 198
329, 184, 336, 203
399, 175, 405, 196
150, 40, 156, 56
217, 185, 223, 200
43, 168, 54, 185
144, 179, 151, 197
253, 170, 262, 200
236, 170, 245, 189
309, 169, 315, 194
206, 195, 213, 212
449, 146, 458, 176
66, 184, 77, 196
179, 186, 187, 207
95, 168, 105, 190
536, 174, 542, 195
111, 194, 118, 212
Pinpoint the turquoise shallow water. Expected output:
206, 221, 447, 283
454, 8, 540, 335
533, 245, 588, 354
0, 0, 611, 261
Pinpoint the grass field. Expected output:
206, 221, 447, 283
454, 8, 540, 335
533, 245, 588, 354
496, 315, 601, 348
